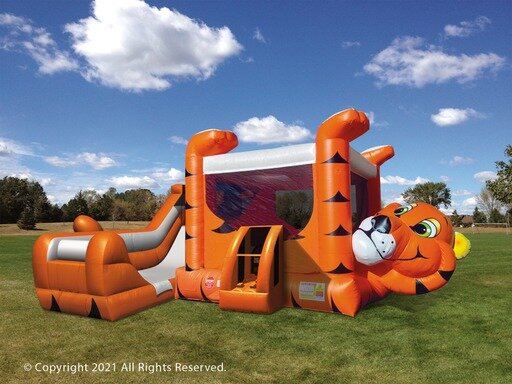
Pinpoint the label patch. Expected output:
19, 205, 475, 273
299, 282, 325, 301
204, 276, 215, 289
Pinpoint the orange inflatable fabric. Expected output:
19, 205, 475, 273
32, 108, 470, 320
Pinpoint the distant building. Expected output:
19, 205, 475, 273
461, 215, 474, 227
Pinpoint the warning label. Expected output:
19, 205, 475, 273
299, 282, 325, 301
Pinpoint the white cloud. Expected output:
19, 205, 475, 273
431, 108, 483, 126
169, 135, 188, 145
363, 36, 505, 87
462, 196, 477, 207
152, 167, 184, 182
0, 137, 34, 156
0, 13, 28, 27
0, 12, 79, 74
439, 207, 452, 215
44, 156, 75, 168
77, 152, 117, 170
382, 194, 406, 207
449, 155, 476, 166
341, 41, 361, 48
44, 152, 117, 170
39, 177, 55, 187
106, 175, 160, 189
440, 175, 451, 182
47, 194, 58, 204
366, 111, 389, 128
253, 27, 266, 43
380, 175, 430, 185
474, 171, 497, 183
234, 116, 312, 144
64, 0, 242, 91
444, 16, 491, 38
9, 172, 33, 180
453, 189, 472, 197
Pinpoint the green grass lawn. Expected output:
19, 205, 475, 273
1, 234, 511, 384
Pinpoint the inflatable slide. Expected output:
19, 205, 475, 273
32, 185, 185, 321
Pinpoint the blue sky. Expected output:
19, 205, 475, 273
0, 0, 510, 214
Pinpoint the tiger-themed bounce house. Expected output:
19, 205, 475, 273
32, 108, 471, 320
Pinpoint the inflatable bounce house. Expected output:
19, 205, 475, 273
32, 109, 470, 320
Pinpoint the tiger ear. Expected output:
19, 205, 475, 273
453, 232, 471, 260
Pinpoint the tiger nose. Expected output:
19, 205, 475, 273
371, 215, 391, 234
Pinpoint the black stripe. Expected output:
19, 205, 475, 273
331, 298, 341, 313
326, 225, 351, 236
175, 194, 185, 207
415, 280, 430, 295
185, 169, 194, 177
323, 191, 350, 203
177, 287, 186, 299
88, 299, 102, 319
291, 294, 301, 308
200, 284, 210, 302
212, 222, 236, 233
439, 270, 454, 282
50, 295, 61, 312
288, 234, 305, 240
327, 262, 352, 274
185, 263, 192, 271
322, 152, 348, 164
185, 201, 195, 210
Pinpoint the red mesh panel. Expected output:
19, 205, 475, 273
205, 165, 313, 236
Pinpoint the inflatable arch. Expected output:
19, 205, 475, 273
32, 109, 470, 320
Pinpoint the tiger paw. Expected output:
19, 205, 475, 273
317, 108, 369, 142
187, 129, 238, 157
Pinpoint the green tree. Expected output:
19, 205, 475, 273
17, 205, 36, 230
111, 198, 133, 222
89, 194, 114, 221
82, 190, 100, 206
451, 210, 462, 227
0, 176, 50, 223
402, 182, 451, 209
477, 187, 502, 220
155, 192, 170, 211
488, 208, 506, 223
276, 190, 313, 230
472, 206, 487, 224
29, 181, 51, 222
121, 189, 158, 221
48, 204, 64, 222
63, 191, 89, 221
487, 145, 512, 224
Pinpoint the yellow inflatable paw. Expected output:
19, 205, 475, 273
453, 232, 471, 260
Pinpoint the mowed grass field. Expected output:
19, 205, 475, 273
0, 233, 510, 384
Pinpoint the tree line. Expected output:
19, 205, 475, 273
2, 145, 510, 230
0, 176, 168, 229
401, 145, 511, 226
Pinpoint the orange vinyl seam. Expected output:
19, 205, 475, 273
256, 225, 282, 293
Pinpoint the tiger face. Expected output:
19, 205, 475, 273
352, 202, 470, 295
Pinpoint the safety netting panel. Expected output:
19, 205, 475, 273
205, 164, 314, 237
